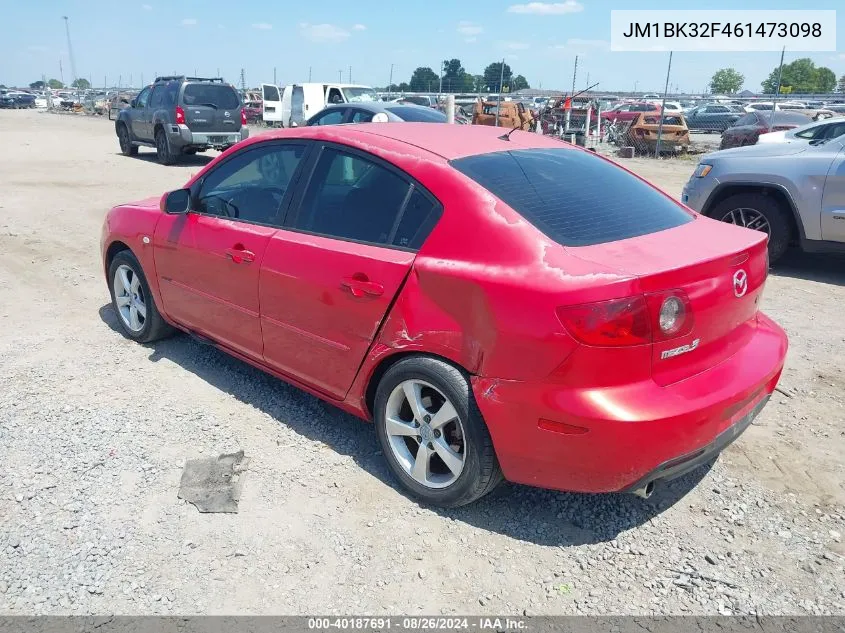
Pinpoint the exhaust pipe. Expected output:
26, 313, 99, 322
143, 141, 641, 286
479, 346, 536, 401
632, 481, 654, 499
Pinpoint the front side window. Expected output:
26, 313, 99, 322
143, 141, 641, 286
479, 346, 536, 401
327, 88, 344, 104
196, 144, 307, 225
135, 87, 150, 108
290, 148, 411, 245
451, 148, 692, 247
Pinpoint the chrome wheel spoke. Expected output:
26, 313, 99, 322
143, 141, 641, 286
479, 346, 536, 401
411, 444, 431, 483
402, 381, 426, 422
429, 400, 458, 430
135, 299, 147, 319
130, 273, 141, 293
432, 437, 463, 476
118, 267, 132, 294
115, 294, 131, 308
385, 416, 418, 438
128, 305, 142, 331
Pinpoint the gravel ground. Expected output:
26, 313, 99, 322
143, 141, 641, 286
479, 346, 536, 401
1, 110, 843, 616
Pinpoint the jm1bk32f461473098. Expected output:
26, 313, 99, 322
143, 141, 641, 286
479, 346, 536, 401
101, 123, 788, 507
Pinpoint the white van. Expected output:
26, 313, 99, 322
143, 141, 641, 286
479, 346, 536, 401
261, 83, 283, 126
279, 83, 378, 127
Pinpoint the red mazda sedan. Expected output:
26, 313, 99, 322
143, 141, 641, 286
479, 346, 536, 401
100, 123, 788, 507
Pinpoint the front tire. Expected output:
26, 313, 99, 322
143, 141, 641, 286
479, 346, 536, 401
710, 192, 793, 263
108, 250, 173, 343
374, 356, 503, 508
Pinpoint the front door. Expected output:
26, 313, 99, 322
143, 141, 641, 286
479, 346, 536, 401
130, 86, 151, 140
821, 146, 845, 242
259, 144, 441, 398
153, 141, 310, 359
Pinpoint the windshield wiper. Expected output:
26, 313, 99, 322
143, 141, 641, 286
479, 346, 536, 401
197, 103, 219, 109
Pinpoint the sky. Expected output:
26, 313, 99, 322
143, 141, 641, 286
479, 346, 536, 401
2, 0, 843, 93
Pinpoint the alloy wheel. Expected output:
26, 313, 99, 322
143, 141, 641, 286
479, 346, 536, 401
383, 379, 466, 489
113, 264, 147, 333
719, 207, 771, 235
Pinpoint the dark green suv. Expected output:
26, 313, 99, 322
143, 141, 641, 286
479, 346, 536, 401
115, 76, 249, 165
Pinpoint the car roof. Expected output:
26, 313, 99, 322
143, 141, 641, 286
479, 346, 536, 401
255, 122, 574, 160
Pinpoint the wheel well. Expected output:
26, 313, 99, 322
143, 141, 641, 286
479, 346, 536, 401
115, 120, 127, 132
105, 241, 130, 272
363, 351, 471, 420
703, 184, 800, 240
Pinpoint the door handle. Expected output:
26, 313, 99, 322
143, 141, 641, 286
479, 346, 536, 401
224, 245, 255, 264
341, 276, 384, 298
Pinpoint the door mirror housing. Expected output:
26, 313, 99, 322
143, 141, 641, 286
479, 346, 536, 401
130, 98, 137, 107
162, 188, 192, 214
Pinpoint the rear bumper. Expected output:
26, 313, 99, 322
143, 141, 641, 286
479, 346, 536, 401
472, 312, 787, 494
166, 124, 248, 149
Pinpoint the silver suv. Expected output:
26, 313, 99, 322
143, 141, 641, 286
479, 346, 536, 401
115, 76, 249, 165
682, 136, 845, 262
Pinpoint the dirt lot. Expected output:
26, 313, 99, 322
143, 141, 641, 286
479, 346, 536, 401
1, 110, 843, 616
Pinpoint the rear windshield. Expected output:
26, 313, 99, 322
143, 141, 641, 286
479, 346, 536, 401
450, 148, 693, 247
385, 106, 447, 122
182, 83, 240, 109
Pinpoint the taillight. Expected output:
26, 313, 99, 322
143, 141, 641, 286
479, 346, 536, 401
644, 290, 694, 342
241, 109, 247, 125
175, 105, 185, 125
557, 291, 694, 347
557, 297, 651, 347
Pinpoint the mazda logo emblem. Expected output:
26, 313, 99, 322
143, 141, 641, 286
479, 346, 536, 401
733, 269, 748, 298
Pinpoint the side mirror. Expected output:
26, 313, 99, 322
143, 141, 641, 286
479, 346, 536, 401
162, 188, 192, 214
130, 98, 137, 107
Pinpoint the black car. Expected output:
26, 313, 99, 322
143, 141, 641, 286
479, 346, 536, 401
115, 75, 248, 165
306, 102, 449, 126
684, 104, 745, 132
0, 94, 16, 108
0, 93, 36, 108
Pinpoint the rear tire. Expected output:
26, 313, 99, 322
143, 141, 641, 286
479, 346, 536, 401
374, 356, 503, 508
117, 123, 138, 156
155, 129, 178, 165
710, 192, 793, 263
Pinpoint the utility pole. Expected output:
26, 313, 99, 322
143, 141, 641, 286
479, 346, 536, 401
571, 55, 578, 96
273, 67, 276, 84
239, 68, 246, 91
62, 16, 78, 85
388, 63, 394, 92
59, 59, 63, 85
348, 65, 352, 83
496, 58, 505, 127
768, 46, 786, 132
655, 51, 674, 157
439, 61, 443, 95
308, 66, 312, 81
585, 72, 590, 90
338, 70, 343, 82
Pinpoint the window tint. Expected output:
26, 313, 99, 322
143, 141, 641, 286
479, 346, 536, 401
450, 148, 692, 247
182, 84, 240, 109
393, 188, 439, 249
149, 85, 164, 108
196, 144, 307, 225
734, 114, 757, 126
292, 148, 410, 245
385, 106, 447, 122
794, 125, 824, 139
163, 81, 179, 106
350, 109, 374, 123
263, 85, 280, 101
822, 122, 845, 139
135, 87, 150, 108
310, 109, 345, 126
327, 87, 344, 104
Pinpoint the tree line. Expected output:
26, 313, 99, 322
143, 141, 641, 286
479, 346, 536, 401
383, 59, 529, 94
28, 78, 91, 90
709, 58, 843, 95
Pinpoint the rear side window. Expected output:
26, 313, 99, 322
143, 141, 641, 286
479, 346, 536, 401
734, 114, 757, 126
182, 84, 240, 109
385, 106, 447, 122
450, 149, 692, 247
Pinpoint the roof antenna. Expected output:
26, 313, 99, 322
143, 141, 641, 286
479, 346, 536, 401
498, 123, 521, 141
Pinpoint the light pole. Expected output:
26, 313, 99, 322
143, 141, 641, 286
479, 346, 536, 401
62, 16, 78, 86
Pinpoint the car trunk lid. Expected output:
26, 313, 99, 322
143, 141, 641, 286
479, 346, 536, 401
568, 218, 768, 386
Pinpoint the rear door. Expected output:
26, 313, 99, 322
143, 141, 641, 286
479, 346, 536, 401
259, 144, 442, 398
153, 141, 309, 359
181, 82, 242, 135
261, 83, 282, 124
290, 85, 305, 126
